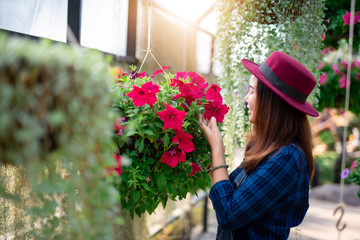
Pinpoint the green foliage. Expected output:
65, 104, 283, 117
314, 151, 338, 184
319, 129, 336, 150
216, 0, 325, 157
0, 31, 118, 239
322, 0, 360, 51
316, 44, 360, 115
347, 158, 360, 198
110, 68, 223, 218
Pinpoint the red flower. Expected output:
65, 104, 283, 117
138, 72, 147, 79
190, 163, 202, 176
151, 66, 170, 78
157, 103, 187, 130
116, 67, 128, 79
175, 71, 199, 81
205, 84, 223, 101
172, 131, 194, 153
171, 79, 196, 97
127, 81, 160, 107
204, 99, 230, 123
114, 154, 122, 175
161, 147, 186, 168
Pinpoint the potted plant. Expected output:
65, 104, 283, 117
109, 66, 229, 218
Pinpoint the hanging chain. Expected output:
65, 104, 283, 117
138, 0, 164, 73
334, 0, 356, 239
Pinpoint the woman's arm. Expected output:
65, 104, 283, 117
209, 146, 305, 230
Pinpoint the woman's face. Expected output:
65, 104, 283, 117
244, 75, 258, 123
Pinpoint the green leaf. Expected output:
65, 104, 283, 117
140, 183, 151, 191
120, 195, 127, 209
163, 134, 170, 146
143, 129, 155, 136
135, 207, 142, 217
126, 129, 138, 137
138, 138, 144, 153
133, 191, 141, 202
157, 173, 167, 189
161, 195, 168, 208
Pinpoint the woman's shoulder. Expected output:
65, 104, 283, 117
265, 143, 307, 168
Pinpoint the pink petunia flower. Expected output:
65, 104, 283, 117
350, 161, 357, 170
319, 72, 327, 84
321, 33, 325, 41
113, 117, 126, 135
190, 163, 202, 176
151, 66, 170, 78
355, 60, 360, 69
157, 103, 187, 131
172, 130, 194, 153
332, 64, 341, 75
342, 11, 355, 26
356, 11, 360, 23
205, 84, 223, 101
127, 81, 160, 107
204, 99, 230, 123
316, 62, 325, 71
339, 74, 348, 89
161, 147, 186, 168
147, 176, 151, 183
114, 154, 122, 175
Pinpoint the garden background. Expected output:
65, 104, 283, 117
0, 0, 360, 239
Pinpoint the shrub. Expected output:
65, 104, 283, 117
0, 32, 118, 239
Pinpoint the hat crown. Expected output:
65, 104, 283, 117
265, 51, 316, 96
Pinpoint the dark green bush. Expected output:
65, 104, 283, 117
0, 31, 118, 239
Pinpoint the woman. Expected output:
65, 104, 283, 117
199, 51, 319, 239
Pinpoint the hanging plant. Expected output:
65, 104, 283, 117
243, 0, 306, 24
216, 0, 325, 158
109, 66, 229, 218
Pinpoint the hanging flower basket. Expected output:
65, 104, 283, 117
241, 0, 306, 24
109, 66, 229, 218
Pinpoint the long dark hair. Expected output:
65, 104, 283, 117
243, 79, 315, 181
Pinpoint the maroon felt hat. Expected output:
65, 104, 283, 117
241, 51, 319, 117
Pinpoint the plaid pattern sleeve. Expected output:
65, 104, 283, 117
209, 144, 308, 232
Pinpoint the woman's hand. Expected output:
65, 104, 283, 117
198, 115, 224, 154
198, 114, 228, 183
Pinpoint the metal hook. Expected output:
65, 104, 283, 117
333, 205, 346, 232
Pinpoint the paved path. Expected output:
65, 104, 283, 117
190, 198, 360, 240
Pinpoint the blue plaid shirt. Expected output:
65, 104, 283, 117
209, 144, 310, 239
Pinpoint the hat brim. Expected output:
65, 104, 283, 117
241, 59, 319, 117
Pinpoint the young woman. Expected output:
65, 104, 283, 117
199, 51, 319, 239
